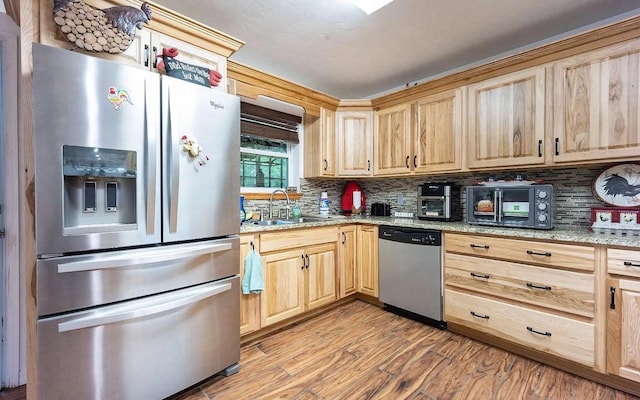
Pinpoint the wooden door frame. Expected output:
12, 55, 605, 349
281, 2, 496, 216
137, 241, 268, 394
0, 12, 22, 388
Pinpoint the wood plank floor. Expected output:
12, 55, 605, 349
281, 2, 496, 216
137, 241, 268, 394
0, 387, 25, 400
173, 300, 639, 400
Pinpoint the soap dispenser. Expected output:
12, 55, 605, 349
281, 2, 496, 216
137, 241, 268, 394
292, 201, 301, 219
240, 195, 246, 223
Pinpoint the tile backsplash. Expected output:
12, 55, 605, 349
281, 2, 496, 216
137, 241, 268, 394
246, 164, 614, 228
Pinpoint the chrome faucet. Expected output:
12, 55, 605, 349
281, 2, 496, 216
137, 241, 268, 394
269, 189, 290, 219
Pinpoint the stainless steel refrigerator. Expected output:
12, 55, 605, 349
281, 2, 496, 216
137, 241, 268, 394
32, 43, 240, 400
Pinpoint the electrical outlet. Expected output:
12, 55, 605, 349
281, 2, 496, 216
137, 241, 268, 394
397, 193, 404, 205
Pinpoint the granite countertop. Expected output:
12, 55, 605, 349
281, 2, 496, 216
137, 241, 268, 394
241, 216, 640, 248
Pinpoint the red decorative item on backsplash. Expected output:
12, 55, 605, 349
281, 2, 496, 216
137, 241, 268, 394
341, 181, 366, 214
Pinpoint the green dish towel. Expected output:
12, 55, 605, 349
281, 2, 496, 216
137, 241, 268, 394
242, 248, 264, 294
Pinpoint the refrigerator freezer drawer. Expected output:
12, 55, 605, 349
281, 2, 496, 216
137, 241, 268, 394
37, 276, 240, 400
37, 237, 239, 317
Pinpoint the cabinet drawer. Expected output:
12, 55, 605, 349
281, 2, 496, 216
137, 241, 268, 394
445, 233, 595, 271
608, 248, 640, 279
445, 253, 594, 317
445, 289, 594, 366
260, 227, 338, 253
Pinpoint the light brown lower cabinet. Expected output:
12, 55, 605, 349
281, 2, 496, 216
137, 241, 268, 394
259, 228, 338, 327
239, 234, 260, 335
357, 225, 379, 297
446, 289, 595, 366
444, 232, 596, 367
338, 225, 358, 298
607, 277, 640, 383
241, 225, 379, 337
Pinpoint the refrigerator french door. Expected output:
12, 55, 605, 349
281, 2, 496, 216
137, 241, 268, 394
33, 43, 241, 400
33, 43, 162, 256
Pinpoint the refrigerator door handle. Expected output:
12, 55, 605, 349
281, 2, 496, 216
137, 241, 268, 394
168, 86, 180, 233
57, 281, 232, 332
146, 79, 157, 236
57, 242, 233, 273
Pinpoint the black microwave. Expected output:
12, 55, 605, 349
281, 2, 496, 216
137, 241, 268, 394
466, 184, 553, 229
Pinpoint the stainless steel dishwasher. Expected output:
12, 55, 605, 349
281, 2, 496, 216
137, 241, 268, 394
378, 225, 446, 329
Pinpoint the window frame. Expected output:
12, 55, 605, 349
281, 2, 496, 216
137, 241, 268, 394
240, 131, 302, 194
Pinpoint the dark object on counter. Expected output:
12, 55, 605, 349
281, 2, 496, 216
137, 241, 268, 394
371, 202, 391, 216
417, 182, 461, 221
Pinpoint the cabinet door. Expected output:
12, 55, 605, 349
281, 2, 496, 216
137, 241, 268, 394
357, 225, 379, 297
239, 235, 260, 335
414, 89, 463, 173
337, 111, 373, 176
553, 38, 640, 163
607, 278, 640, 383
321, 108, 336, 176
303, 108, 335, 178
151, 32, 228, 92
306, 243, 338, 310
338, 225, 357, 298
261, 249, 305, 327
467, 66, 546, 168
374, 104, 412, 175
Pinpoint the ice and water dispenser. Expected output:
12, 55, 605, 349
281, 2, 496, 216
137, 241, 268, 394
62, 145, 137, 234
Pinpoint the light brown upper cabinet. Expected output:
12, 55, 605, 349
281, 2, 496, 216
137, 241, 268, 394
414, 89, 463, 173
467, 66, 546, 169
374, 103, 412, 175
304, 108, 336, 178
41, 0, 235, 92
336, 111, 374, 176
552, 38, 640, 163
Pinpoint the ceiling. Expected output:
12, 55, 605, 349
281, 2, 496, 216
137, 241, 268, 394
152, 0, 640, 99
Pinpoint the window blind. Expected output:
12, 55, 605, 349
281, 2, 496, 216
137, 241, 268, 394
240, 102, 301, 144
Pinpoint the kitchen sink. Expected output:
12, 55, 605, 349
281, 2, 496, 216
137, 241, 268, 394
248, 215, 346, 226
252, 218, 305, 226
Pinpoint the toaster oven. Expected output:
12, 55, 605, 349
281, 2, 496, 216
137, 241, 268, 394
466, 184, 553, 229
417, 183, 461, 221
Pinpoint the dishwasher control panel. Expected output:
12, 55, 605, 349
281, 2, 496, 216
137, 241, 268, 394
378, 225, 441, 246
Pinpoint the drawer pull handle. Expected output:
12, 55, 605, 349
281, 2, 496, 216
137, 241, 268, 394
527, 326, 551, 337
526, 282, 552, 291
470, 244, 489, 249
623, 261, 640, 268
470, 311, 490, 319
405, 155, 410, 168
470, 272, 490, 279
527, 250, 552, 257
610, 286, 616, 310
